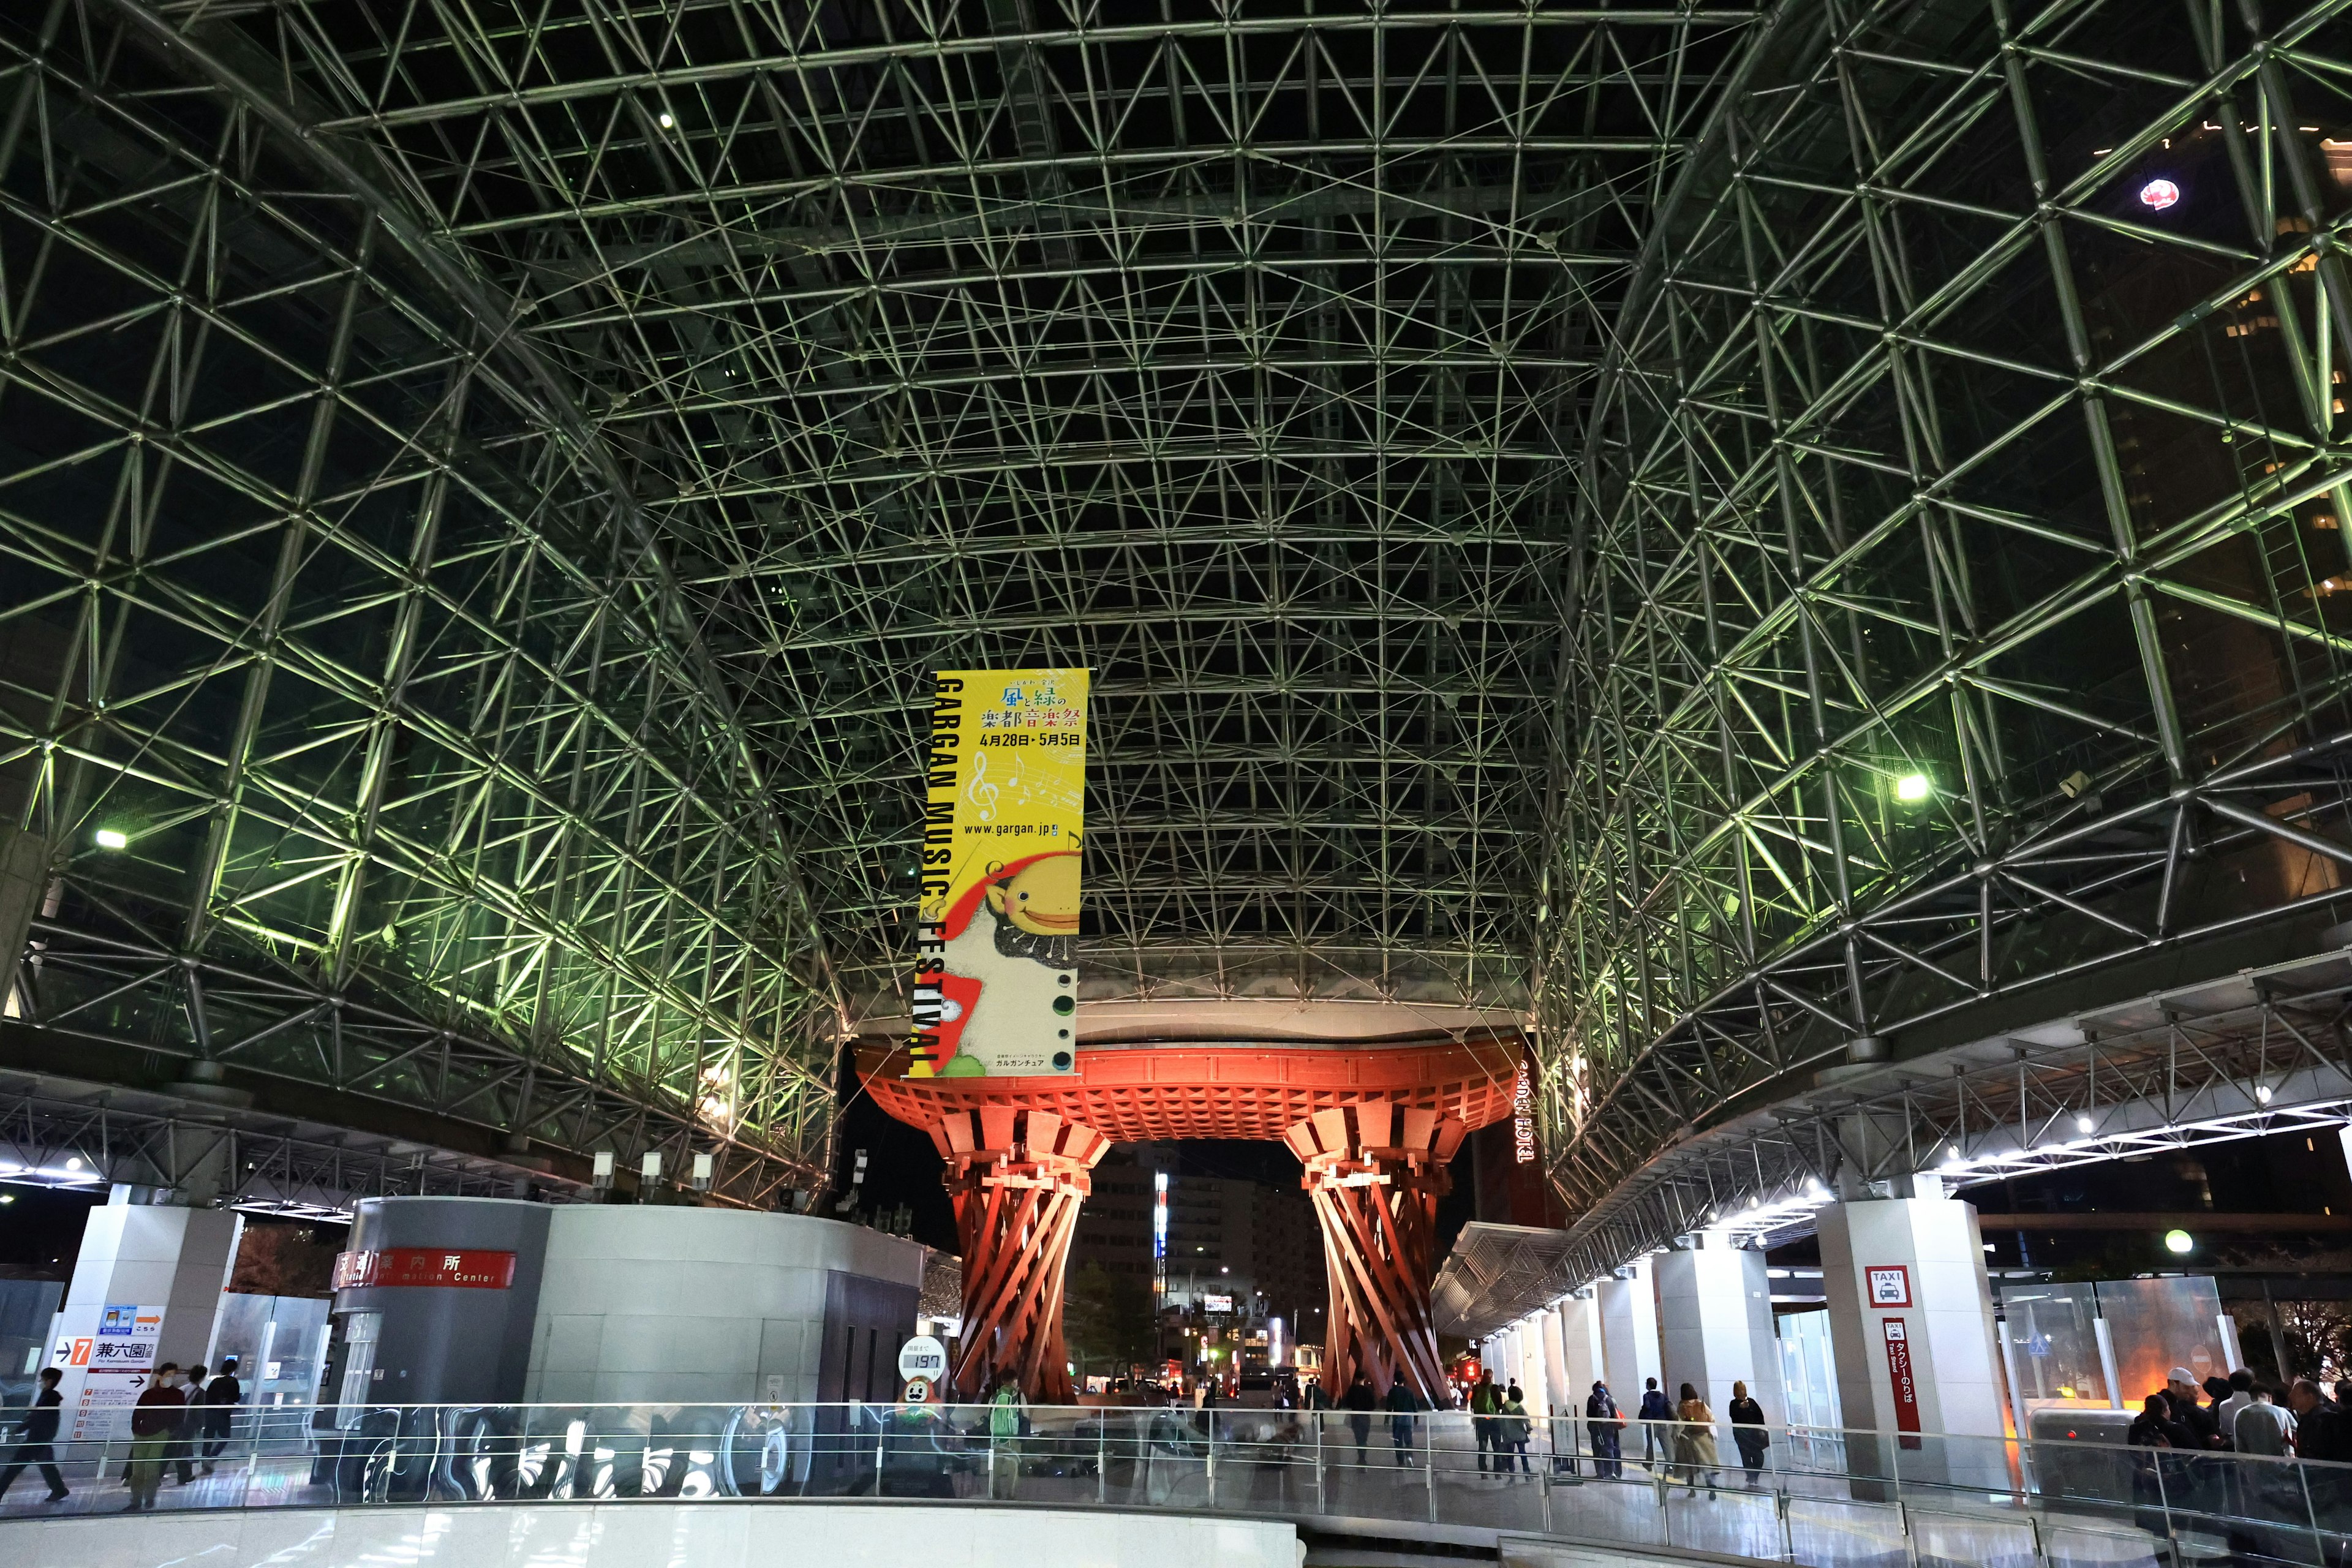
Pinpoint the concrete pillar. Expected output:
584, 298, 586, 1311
1540, 1303, 1571, 1418
1518, 1321, 1545, 1402
1653, 1233, 1782, 1418
49, 1200, 239, 1442
1558, 1293, 1604, 1402
1817, 1197, 2007, 1490
1599, 1257, 1664, 1408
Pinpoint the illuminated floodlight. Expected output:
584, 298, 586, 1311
2076, 1114, 2094, 1133
2139, 178, 2182, 211
2163, 1229, 2194, 1254
94, 828, 129, 850
1894, 772, 1933, 804
63, 1157, 82, 1172
2256, 1084, 2273, 1104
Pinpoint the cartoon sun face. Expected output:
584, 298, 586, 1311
986, 853, 1080, 936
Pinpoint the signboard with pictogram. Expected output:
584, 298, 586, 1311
1866, 1265, 1912, 1308
1882, 1319, 1922, 1450
56, 1303, 163, 1441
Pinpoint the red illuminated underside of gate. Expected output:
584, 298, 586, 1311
857, 1036, 1521, 1404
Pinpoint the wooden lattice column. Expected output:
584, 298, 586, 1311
1284, 1102, 1464, 1403
927, 1106, 1109, 1402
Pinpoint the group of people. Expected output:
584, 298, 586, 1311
2127, 1365, 2352, 1461
1315, 1369, 1536, 1475
1466, 1371, 1537, 1474
0, 1356, 242, 1511
1583, 1376, 1771, 1493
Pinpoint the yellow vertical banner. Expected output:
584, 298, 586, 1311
906, 668, 1088, 1077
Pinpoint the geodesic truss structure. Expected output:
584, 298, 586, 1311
0, 0, 1703, 1191
1539, 0, 2352, 1234
3, 0, 2351, 1225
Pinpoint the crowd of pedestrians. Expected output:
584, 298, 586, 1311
0, 1356, 241, 1512
2125, 1365, 2352, 1461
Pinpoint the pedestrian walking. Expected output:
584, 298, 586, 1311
0, 1366, 69, 1504
127, 1363, 189, 1511
1469, 1369, 1501, 1472
1727, 1381, 1768, 1488
1672, 1382, 1718, 1498
1381, 1376, 1421, 1468
1341, 1373, 1376, 1466
1637, 1378, 1672, 1469
1585, 1381, 1625, 1479
170, 1363, 205, 1487
1499, 1384, 1532, 1476
200, 1359, 243, 1471
986, 1371, 1025, 1499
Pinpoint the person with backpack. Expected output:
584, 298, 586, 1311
1498, 1384, 1533, 1477
1586, 1380, 1626, 1479
986, 1371, 1025, 1499
1469, 1370, 1501, 1472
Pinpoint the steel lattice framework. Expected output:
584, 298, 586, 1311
1540, 0, 2352, 1236
2, 0, 2351, 1232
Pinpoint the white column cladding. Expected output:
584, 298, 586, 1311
1558, 1294, 1604, 1400
1817, 1197, 2007, 1491
1598, 1257, 1664, 1406
1653, 1233, 1784, 1419
1520, 1321, 1545, 1401
1540, 1303, 1572, 1419
51, 1203, 241, 1437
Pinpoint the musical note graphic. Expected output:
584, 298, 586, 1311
967, 752, 999, 821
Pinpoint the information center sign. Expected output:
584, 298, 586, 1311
331, 1248, 517, 1289
906, 668, 1089, 1078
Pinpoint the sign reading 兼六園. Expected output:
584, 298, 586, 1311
906, 669, 1089, 1079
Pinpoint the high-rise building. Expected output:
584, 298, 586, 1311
1063, 1145, 1325, 1341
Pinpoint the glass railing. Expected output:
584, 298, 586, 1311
6, 1398, 2345, 1568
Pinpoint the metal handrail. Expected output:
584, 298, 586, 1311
1, 1396, 2337, 1568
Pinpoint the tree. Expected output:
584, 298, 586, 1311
227, 1221, 341, 1297
1063, 1264, 1155, 1380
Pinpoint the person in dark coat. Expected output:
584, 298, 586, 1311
1637, 1377, 1673, 1469
200, 1358, 242, 1471
1381, 1377, 1421, 1466
1727, 1381, 1769, 1487
0, 1366, 69, 1502
1341, 1374, 1377, 1465
170, 1362, 206, 1486
127, 1363, 189, 1510
1586, 1381, 1625, 1479
2290, 1380, 2352, 1462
